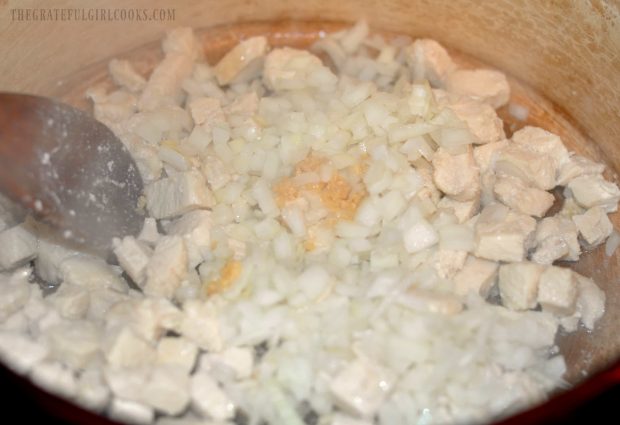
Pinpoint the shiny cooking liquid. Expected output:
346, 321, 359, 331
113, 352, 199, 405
50, 20, 620, 387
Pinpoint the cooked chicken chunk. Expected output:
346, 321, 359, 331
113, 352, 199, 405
511, 126, 570, 170
537, 266, 577, 316
263, 47, 337, 92
108, 59, 147, 93
453, 256, 498, 298
531, 216, 580, 264
574, 273, 606, 330
404, 39, 456, 87
145, 171, 215, 219
445, 95, 505, 144
432, 249, 468, 279
473, 140, 509, 172
493, 175, 555, 218
139, 53, 194, 111
474, 203, 536, 262
432, 147, 480, 201
494, 145, 557, 191
187, 97, 225, 129
567, 175, 620, 212
214, 36, 268, 85
572, 206, 614, 246
445, 69, 510, 108
556, 155, 605, 186
498, 262, 544, 310
436, 197, 479, 223
144, 236, 188, 298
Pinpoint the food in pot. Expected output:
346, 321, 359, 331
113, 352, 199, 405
0, 21, 617, 425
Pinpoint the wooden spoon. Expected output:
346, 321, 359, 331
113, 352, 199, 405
0, 93, 144, 253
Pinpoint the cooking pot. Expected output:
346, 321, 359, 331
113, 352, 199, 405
1, 0, 619, 423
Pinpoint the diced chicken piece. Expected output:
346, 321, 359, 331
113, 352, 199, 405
109, 398, 155, 425
201, 346, 254, 380
47, 321, 101, 369
494, 145, 556, 191
145, 171, 214, 219
139, 53, 194, 111
0, 224, 37, 270
557, 155, 605, 186
162, 28, 201, 59
405, 39, 456, 87
574, 274, 606, 330
531, 237, 568, 265
179, 300, 223, 352
130, 141, 164, 183
103, 327, 156, 368
0, 269, 31, 322
403, 219, 438, 253
188, 97, 225, 129
531, 216, 581, 264
141, 365, 191, 415
473, 140, 509, 172
567, 175, 620, 212
91, 90, 138, 129
127, 106, 192, 145
225, 91, 259, 118
0, 331, 48, 374
512, 126, 570, 170
537, 266, 578, 316
190, 372, 235, 420
498, 262, 544, 310
109, 59, 147, 93
138, 29, 198, 111
47, 282, 90, 319
339, 20, 370, 53
144, 235, 188, 299
447, 96, 505, 144
201, 155, 231, 191
432, 147, 480, 201
474, 203, 536, 262
75, 368, 111, 412
31, 361, 77, 399
445, 69, 510, 108
559, 202, 587, 230
432, 249, 468, 279
114, 236, 153, 286
572, 206, 613, 246
493, 175, 555, 217
214, 36, 268, 85
436, 197, 479, 223
156, 337, 198, 373
263, 47, 337, 92
139, 218, 160, 245
453, 256, 499, 298
106, 298, 182, 344
60, 255, 127, 292
87, 287, 131, 322
330, 358, 394, 418
35, 238, 82, 284
168, 210, 212, 266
